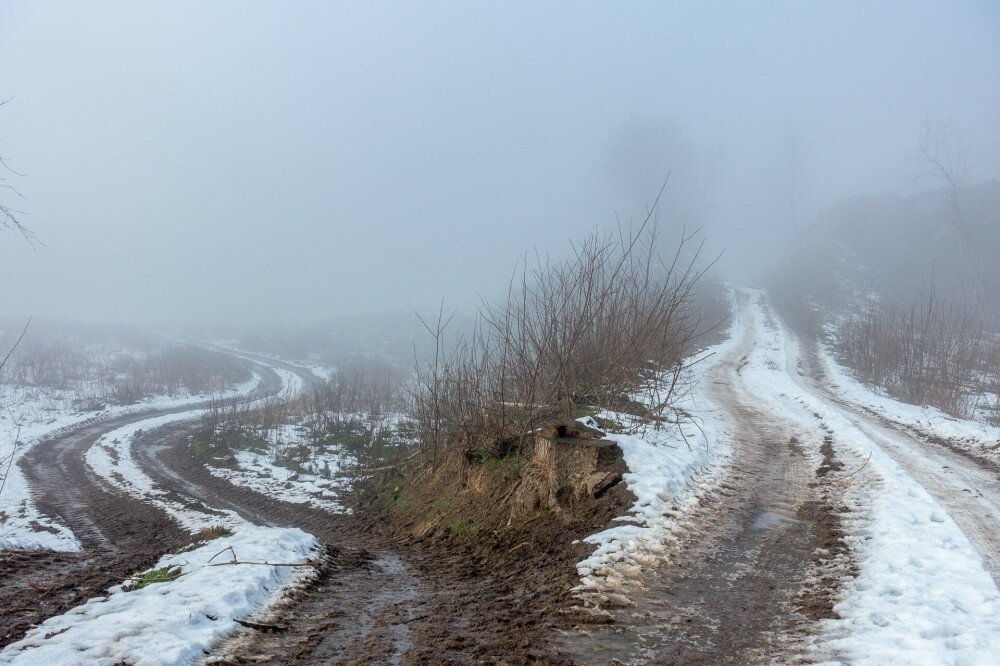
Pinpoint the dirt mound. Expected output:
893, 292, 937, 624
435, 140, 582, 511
363, 434, 635, 662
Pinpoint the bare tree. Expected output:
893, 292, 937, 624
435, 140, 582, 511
0, 97, 37, 246
914, 114, 984, 304
916, 114, 968, 231
1, 95, 35, 500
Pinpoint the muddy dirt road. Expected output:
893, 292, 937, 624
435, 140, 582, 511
6, 303, 999, 663
557, 290, 851, 664
0, 365, 287, 647
5, 353, 577, 664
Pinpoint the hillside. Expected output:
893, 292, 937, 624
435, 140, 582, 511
772, 180, 1000, 317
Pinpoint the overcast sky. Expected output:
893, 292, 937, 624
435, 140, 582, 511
2, 1, 998, 325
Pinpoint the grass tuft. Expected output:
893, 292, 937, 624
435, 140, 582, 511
177, 525, 235, 553
129, 565, 182, 590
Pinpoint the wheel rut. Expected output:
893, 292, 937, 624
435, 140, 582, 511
0, 362, 287, 649
134, 419, 421, 664
557, 290, 850, 664
790, 333, 1000, 586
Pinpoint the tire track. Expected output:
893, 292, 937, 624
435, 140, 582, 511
0, 365, 284, 647
790, 334, 1000, 586
557, 290, 850, 664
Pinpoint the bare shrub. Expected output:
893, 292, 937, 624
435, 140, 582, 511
0, 324, 251, 406
303, 363, 415, 478
412, 216, 713, 466
836, 283, 996, 418
192, 392, 289, 459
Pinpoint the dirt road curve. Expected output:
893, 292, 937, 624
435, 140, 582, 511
5, 354, 564, 664
0, 365, 276, 647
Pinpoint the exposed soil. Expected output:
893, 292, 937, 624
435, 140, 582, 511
4, 312, 863, 663
0, 365, 286, 648
2, 415, 193, 648
358, 451, 637, 664
795, 429, 856, 626
790, 322, 1000, 586
549, 291, 854, 665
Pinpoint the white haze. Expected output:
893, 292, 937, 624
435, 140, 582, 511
1, 1, 998, 325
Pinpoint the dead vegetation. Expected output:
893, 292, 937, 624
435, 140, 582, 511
362, 203, 720, 601
410, 210, 715, 473
835, 282, 1000, 420
0, 324, 251, 408
191, 361, 415, 494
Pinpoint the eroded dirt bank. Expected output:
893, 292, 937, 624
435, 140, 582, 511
191, 430, 637, 663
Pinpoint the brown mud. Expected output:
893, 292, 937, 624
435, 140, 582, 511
5, 316, 859, 663
0, 364, 286, 648
549, 291, 856, 665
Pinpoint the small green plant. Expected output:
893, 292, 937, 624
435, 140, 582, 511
196, 525, 234, 541
478, 452, 528, 481
448, 517, 475, 534
594, 415, 625, 433
431, 497, 451, 513
390, 490, 412, 510
177, 525, 234, 553
129, 565, 182, 590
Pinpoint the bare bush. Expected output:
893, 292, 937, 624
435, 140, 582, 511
303, 363, 415, 477
412, 216, 713, 466
192, 393, 289, 460
0, 325, 251, 406
836, 283, 997, 418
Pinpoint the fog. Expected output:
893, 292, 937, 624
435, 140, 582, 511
2, 1, 998, 326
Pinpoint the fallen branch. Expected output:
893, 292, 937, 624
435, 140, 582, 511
824, 451, 873, 484
207, 545, 237, 564
508, 541, 533, 554
209, 560, 313, 568
235, 618, 288, 633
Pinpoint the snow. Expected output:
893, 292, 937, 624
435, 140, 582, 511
0, 526, 317, 666
85, 412, 247, 532
573, 291, 741, 603
84, 365, 310, 532
206, 425, 353, 513
0, 375, 261, 550
818, 345, 1000, 468
1, 354, 325, 663
735, 289, 1000, 663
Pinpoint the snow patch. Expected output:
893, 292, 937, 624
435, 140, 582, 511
0, 526, 316, 665
738, 289, 1000, 663
206, 424, 352, 513
573, 292, 741, 600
